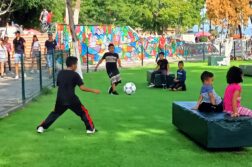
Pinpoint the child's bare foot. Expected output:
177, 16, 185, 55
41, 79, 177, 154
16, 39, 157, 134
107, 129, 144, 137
173, 88, 177, 91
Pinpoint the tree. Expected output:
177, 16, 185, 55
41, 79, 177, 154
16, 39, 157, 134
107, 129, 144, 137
66, 0, 83, 78
0, 0, 13, 16
207, 0, 251, 38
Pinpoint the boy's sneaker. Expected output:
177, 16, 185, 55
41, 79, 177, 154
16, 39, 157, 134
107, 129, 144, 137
86, 128, 97, 134
14, 75, 19, 79
37, 126, 45, 133
108, 86, 112, 94
30, 70, 34, 74
148, 83, 155, 88
111, 91, 119, 95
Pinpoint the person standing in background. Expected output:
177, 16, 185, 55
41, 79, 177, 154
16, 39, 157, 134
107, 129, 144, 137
47, 10, 53, 29
30, 35, 41, 73
13, 31, 26, 79
44, 32, 57, 77
3, 36, 12, 74
0, 38, 7, 78
39, 9, 48, 24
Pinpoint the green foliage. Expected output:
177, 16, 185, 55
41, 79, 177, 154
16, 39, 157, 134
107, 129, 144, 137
79, 0, 205, 34
199, 36, 208, 42
6, 0, 204, 32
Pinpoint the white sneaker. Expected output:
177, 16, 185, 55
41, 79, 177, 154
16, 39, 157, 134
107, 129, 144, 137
36, 70, 40, 73
30, 70, 34, 74
15, 75, 19, 79
148, 83, 155, 88
86, 129, 96, 134
37, 126, 45, 133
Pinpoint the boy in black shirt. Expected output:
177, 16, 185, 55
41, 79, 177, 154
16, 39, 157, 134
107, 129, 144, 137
169, 61, 186, 91
37, 56, 100, 134
149, 52, 169, 87
95, 43, 122, 95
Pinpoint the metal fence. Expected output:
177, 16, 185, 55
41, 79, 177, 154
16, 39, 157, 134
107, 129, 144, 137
0, 50, 70, 117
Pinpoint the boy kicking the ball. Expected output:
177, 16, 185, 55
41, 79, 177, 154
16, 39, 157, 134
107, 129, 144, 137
37, 56, 100, 134
95, 43, 122, 95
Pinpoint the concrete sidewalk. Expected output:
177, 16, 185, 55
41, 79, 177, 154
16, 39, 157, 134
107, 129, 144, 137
0, 70, 53, 117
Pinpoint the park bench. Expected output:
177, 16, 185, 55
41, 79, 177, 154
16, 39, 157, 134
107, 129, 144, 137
239, 65, 252, 76
147, 70, 175, 88
172, 101, 252, 149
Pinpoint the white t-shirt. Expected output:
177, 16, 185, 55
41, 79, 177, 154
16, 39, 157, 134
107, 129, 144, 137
32, 41, 40, 51
0, 45, 6, 59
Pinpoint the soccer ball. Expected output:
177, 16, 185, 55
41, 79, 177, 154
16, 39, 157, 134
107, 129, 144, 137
123, 82, 136, 95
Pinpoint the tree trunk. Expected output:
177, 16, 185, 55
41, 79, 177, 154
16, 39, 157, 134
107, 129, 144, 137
74, 0, 81, 25
66, 0, 83, 79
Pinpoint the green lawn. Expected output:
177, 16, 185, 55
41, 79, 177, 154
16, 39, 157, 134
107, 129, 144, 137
1, 62, 252, 167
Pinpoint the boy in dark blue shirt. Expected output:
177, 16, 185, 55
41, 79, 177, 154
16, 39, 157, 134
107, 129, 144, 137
169, 61, 186, 91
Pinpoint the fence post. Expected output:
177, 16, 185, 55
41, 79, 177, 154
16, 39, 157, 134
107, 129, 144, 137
141, 44, 144, 67
86, 46, 89, 73
39, 51, 42, 91
61, 51, 64, 70
21, 54, 25, 103
203, 43, 205, 62
52, 51, 56, 87
246, 40, 248, 52
233, 41, 236, 60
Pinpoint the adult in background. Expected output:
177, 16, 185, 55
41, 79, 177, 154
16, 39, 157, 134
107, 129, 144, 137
39, 9, 48, 24
44, 32, 57, 77
3, 36, 12, 74
0, 38, 7, 78
13, 31, 26, 79
47, 10, 53, 29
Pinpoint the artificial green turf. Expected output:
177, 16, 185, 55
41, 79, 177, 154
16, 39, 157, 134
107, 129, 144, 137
1, 62, 252, 167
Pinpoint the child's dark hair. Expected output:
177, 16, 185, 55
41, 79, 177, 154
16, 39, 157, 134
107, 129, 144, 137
156, 52, 165, 62
108, 43, 114, 48
201, 71, 214, 82
66, 56, 78, 67
226, 66, 243, 84
178, 61, 184, 65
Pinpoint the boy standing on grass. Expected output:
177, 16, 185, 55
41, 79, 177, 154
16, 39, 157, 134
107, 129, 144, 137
169, 61, 186, 91
37, 56, 100, 134
193, 71, 223, 112
95, 43, 122, 95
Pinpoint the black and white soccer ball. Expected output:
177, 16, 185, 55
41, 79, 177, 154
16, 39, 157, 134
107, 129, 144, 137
123, 82, 136, 95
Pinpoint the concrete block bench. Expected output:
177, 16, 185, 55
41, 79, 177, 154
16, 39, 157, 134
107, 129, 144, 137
208, 56, 225, 66
239, 65, 252, 76
147, 70, 175, 88
172, 101, 252, 149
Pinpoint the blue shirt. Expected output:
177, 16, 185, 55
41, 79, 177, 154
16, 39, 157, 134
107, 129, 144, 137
200, 84, 222, 105
177, 69, 186, 82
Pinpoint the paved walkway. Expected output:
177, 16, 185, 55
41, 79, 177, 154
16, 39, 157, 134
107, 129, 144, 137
0, 70, 53, 117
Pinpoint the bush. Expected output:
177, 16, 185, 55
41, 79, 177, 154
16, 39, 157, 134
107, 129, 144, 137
199, 36, 208, 42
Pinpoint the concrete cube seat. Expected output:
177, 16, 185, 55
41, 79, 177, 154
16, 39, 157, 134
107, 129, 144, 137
208, 56, 225, 66
239, 65, 252, 76
172, 101, 252, 149
147, 70, 175, 87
